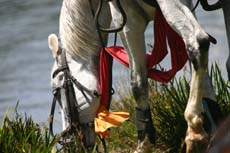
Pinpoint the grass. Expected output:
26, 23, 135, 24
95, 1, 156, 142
0, 63, 230, 153
210, 63, 230, 116
0, 105, 57, 153
0, 105, 87, 153
108, 76, 189, 153
109, 63, 230, 153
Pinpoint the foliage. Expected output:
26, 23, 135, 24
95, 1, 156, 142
0, 64, 230, 153
210, 63, 230, 116
0, 106, 57, 153
110, 77, 189, 153
149, 77, 189, 153
0, 104, 86, 153
110, 63, 230, 153
108, 98, 137, 152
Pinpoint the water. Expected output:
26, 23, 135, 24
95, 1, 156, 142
0, 0, 228, 125
0, 0, 62, 124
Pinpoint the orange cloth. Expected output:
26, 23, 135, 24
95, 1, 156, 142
94, 106, 129, 139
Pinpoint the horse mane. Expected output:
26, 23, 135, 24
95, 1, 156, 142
59, 0, 103, 62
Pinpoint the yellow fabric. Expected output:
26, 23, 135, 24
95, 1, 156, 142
94, 106, 129, 139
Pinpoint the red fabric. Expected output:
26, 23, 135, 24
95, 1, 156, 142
99, 50, 112, 107
99, 10, 188, 108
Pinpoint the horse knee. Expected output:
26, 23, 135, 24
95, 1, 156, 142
188, 34, 210, 70
131, 80, 147, 99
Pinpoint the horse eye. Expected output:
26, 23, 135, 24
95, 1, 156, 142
93, 90, 100, 97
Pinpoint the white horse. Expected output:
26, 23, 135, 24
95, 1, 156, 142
48, 0, 217, 152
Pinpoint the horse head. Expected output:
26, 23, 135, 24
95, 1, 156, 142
48, 33, 101, 151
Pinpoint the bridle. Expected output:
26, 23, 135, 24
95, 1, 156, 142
49, 47, 100, 150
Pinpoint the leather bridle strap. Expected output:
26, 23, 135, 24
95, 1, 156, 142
49, 95, 58, 137
49, 48, 102, 151
52, 66, 68, 78
67, 71, 100, 98
59, 49, 80, 128
49, 49, 81, 137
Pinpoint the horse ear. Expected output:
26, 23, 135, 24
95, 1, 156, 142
48, 34, 59, 58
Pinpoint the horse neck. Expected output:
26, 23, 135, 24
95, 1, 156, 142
65, 52, 99, 89
59, 0, 107, 69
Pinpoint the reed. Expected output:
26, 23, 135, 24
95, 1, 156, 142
110, 63, 230, 153
0, 105, 57, 153
0, 63, 229, 153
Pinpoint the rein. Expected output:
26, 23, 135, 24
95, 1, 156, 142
86, 0, 127, 152
192, 0, 222, 12
93, 0, 127, 33
88, 0, 125, 110
192, 0, 200, 12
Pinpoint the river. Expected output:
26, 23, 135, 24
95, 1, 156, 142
0, 0, 228, 126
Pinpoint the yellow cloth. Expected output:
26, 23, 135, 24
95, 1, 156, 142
94, 106, 129, 139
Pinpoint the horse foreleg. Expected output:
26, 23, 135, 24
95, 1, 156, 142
109, 1, 156, 152
129, 49, 156, 152
121, 30, 155, 152
184, 39, 210, 153
122, 23, 156, 153
156, 0, 212, 152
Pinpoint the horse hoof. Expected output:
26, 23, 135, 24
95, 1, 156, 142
185, 127, 209, 153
